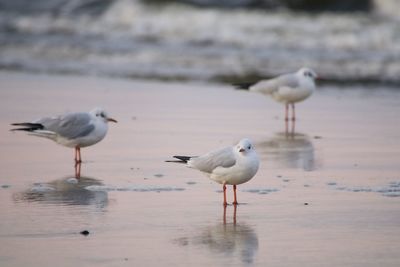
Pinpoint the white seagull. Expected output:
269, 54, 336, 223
168, 138, 259, 206
11, 108, 117, 163
236, 67, 318, 121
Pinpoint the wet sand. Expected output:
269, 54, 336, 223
1, 71, 400, 266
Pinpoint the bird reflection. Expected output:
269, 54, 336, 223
75, 162, 81, 178
174, 206, 259, 265
14, 176, 108, 209
223, 204, 237, 225
258, 130, 316, 171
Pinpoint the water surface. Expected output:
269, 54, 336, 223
1, 72, 400, 266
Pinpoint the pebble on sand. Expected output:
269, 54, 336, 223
80, 230, 90, 236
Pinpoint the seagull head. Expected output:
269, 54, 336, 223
236, 138, 255, 155
90, 108, 117, 123
297, 67, 318, 81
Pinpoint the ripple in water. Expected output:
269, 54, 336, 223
327, 181, 400, 197
85, 184, 185, 192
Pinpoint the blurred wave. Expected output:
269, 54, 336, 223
146, 0, 372, 11
0, 0, 399, 85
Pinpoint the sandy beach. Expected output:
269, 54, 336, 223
1, 71, 400, 266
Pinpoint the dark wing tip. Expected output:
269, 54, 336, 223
10, 128, 30, 132
173, 156, 192, 162
232, 82, 255, 90
165, 156, 192, 163
9, 123, 44, 132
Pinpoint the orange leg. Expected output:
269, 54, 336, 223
285, 103, 289, 121
233, 184, 238, 205
223, 204, 227, 224
75, 147, 82, 163
74, 147, 78, 163
223, 183, 227, 206
291, 117, 296, 135
291, 103, 296, 121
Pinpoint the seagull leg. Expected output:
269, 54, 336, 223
74, 147, 78, 163
223, 183, 227, 206
291, 117, 296, 135
78, 147, 82, 163
285, 103, 289, 121
75, 147, 82, 163
232, 184, 238, 205
223, 204, 227, 225
291, 103, 296, 121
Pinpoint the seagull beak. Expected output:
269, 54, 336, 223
239, 148, 245, 153
107, 117, 118, 123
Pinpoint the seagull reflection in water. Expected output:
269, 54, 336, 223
75, 161, 81, 178
258, 129, 316, 171
174, 206, 259, 265
14, 175, 108, 209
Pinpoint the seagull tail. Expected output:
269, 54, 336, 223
10, 122, 44, 132
165, 156, 192, 163
232, 82, 256, 90
10, 123, 56, 140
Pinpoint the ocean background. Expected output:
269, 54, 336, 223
0, 0, 399, 85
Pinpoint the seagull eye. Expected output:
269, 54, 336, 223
248, 145, 251, 150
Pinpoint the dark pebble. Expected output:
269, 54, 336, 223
80, 230, 90, 236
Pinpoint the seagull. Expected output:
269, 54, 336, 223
167, 138, 259, 206
10, 108, 117, 163
235, 67, 318, 121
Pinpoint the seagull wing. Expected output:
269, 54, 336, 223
189, 147, 236, 174
37, 112, 95, 139
250, 73, 299, 94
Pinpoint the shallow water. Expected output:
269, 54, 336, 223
1, 72, 400, 266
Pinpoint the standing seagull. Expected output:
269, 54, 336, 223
167, 138, 259, 206
236, 67, 318, 121
10, 108, 117, 163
